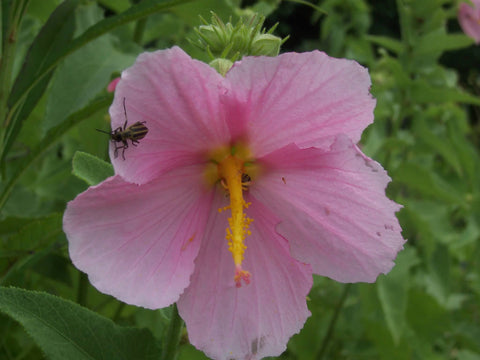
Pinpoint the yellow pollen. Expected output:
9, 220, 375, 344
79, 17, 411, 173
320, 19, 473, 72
217, 155, 253, 285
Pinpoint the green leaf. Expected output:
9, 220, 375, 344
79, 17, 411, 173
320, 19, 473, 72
414, 118, 462, 176
97, 0, 131, 13
446, 117, 480, 189
416, 32, 474, 55
423, 244, 467, 310
366, 35, 403, 54
457, 350, 480, 360
3, 0, 193, 164
0, 94, 113, 212
72, 151, 113, 186
32, 253, 73, 287
5, 213, 62, 251
0, 217, 37, 237
409, 80, 480, 105
3, 0, 79, 162
44, 3, 136, 132
406, 290, 448, 343
0, 214, 64, 285
0, 287, 162, 360
425, 244, 450, 306
27, 0, 63, 23
393, 163, 462, 204
377, 247, 419, 344
171, 0, 237, 25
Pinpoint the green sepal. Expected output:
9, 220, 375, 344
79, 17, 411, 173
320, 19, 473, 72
72, 151, 114, 186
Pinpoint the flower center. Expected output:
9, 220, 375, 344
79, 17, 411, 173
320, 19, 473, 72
204, 143, 258, 287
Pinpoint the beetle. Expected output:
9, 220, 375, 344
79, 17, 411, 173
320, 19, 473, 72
97, 97, 148, 160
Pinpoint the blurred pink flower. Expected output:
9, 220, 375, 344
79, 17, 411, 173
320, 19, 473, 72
107, 77, 120, 92
459, 0, 480, 44
63, 47, 404, 360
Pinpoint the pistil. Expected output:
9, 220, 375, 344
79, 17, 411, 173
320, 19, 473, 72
218, 155, 253, 287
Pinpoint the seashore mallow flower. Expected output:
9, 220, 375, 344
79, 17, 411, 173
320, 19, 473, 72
63, 46, 405, 360
458, 0, 480, 44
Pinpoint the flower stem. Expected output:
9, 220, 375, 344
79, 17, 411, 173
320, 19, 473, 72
0, 0, 29, 151
76, 272, 88, 307
161, 304, 184, 360
316, 283, 352, 360
131, 0, 147, 44
133, 18, 147, 44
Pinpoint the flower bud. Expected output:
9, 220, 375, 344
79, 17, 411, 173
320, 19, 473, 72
192, 12, 287, 63
251, 33, 282, 56
196, 25, 226, 51
209, 58, 234, 76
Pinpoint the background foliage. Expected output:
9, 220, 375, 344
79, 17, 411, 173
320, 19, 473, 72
1, 0, 480, 359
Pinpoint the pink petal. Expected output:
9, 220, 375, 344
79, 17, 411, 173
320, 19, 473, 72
63, 166, 213, 309
252, 135, 405, 283
178, 192, 312, 360
107, 77, 120, 92
224, 51, 375, 157
110, 47, 230, 184
459, 2, 480, 44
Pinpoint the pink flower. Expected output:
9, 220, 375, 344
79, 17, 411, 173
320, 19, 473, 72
63, 47, 404, 360
459, 0, 480, 44
107, 77, 120, 92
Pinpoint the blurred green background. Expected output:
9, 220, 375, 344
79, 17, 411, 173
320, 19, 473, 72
1, 0, 480, 359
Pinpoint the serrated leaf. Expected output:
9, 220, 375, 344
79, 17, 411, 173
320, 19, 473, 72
72, 151, 113, 186
0, 287, 162, 360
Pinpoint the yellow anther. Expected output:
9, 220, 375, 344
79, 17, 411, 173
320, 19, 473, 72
217, 155, 253, 276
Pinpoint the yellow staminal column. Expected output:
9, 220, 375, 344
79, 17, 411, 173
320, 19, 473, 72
218, 155, 253, 288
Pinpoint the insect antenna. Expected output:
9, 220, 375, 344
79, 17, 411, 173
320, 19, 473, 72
95, 128, 111, 135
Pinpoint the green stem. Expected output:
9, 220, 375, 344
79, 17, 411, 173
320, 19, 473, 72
113, 302, 126, 321
316, 284, 352, 360
133, 17, 147, 44
0, 0, 29, 146
77, 272, 88, 307
161, 304, 184, 360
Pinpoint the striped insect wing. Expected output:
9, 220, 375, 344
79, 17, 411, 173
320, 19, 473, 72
129, 122, 149, 141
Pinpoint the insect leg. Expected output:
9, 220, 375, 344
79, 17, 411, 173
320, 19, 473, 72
113, 145, 119, 158
122, 97, 128, 130
121, 140, 129, 160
